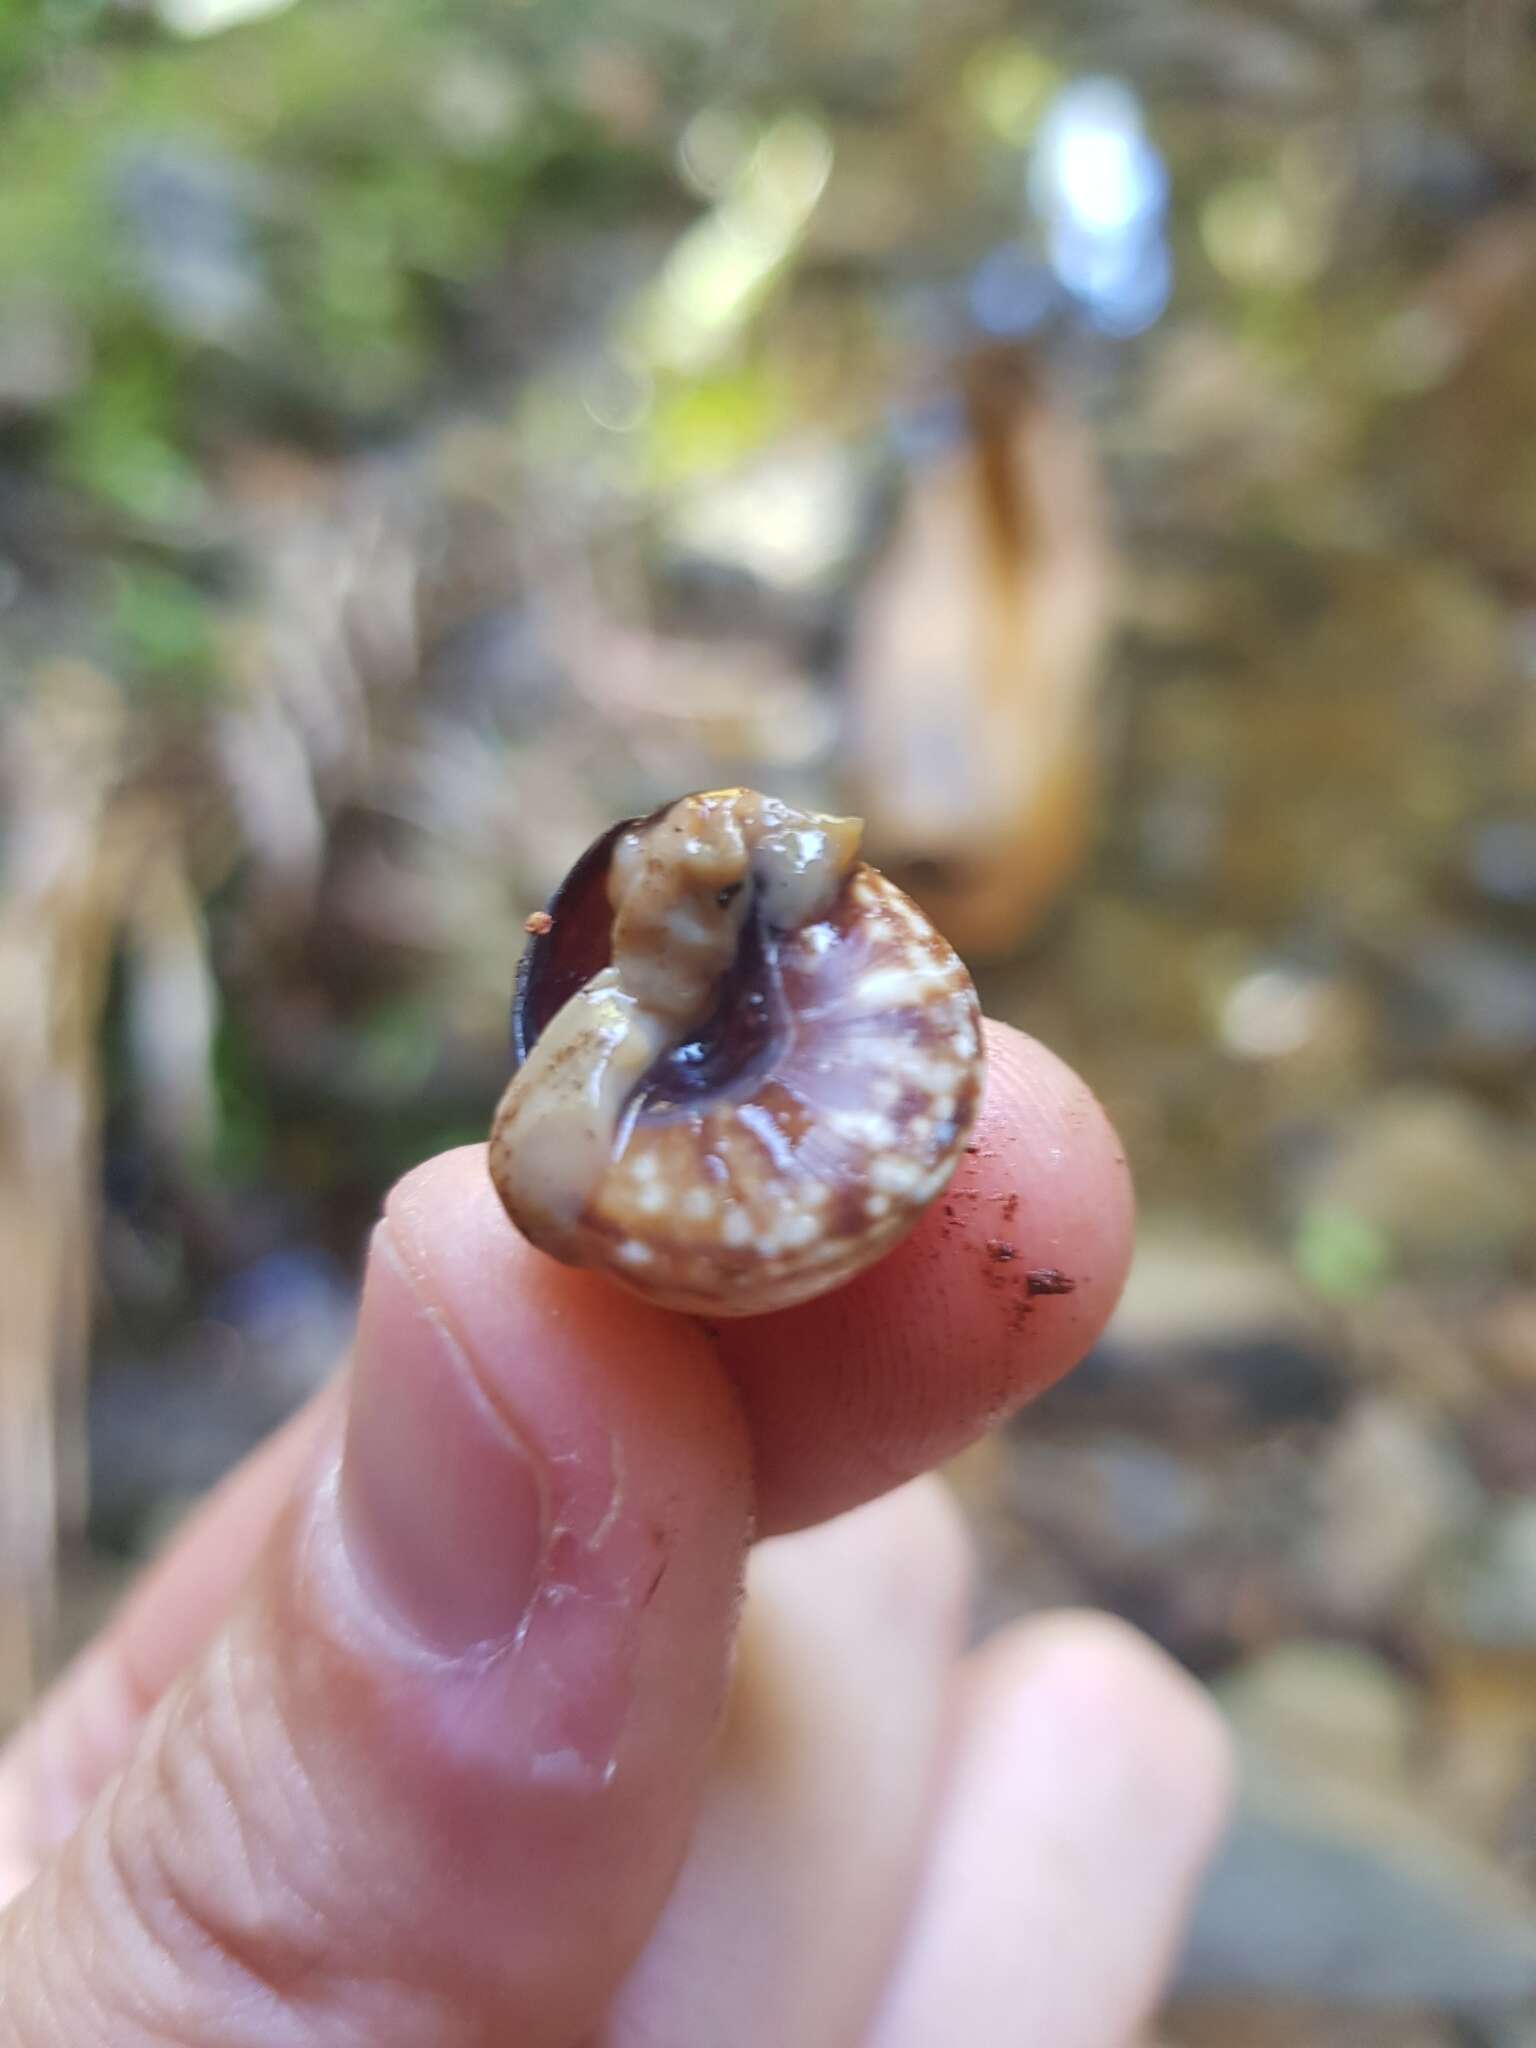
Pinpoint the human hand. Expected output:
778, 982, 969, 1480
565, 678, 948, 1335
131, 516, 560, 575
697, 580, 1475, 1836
0, 1024, 1230, 2047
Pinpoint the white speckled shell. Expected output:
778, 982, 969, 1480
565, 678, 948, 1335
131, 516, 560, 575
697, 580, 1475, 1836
491, 863, 983, 1316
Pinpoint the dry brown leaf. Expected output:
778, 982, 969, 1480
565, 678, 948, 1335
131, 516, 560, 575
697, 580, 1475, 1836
845, 344, 1115, 959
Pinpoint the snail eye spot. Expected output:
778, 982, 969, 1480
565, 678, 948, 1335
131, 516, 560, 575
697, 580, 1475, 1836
893, 856, 967, 894
716, 883, 743, 908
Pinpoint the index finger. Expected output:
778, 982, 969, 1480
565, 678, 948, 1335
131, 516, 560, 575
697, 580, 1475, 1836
715, 1020, 1134, 1531
397, 1019, 1132, 1537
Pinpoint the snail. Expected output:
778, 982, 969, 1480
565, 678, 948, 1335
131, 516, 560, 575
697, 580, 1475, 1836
488, 788, 983, 1316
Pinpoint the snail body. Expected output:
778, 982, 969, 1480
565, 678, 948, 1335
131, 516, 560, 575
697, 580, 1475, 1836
490, 789, 983, 1316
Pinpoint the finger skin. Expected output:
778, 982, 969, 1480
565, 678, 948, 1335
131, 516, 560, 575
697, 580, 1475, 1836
388, 1025, 1132, 1543
0, 1020, 1130, 1880
719, 1022, 1134, 1532
870, 1615, 1235, 2048
0, 1210, 752, 2048
604, 1479, 973, 2048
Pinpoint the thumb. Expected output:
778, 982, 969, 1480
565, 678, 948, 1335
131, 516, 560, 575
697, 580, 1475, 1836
0, 1150, 752, 2048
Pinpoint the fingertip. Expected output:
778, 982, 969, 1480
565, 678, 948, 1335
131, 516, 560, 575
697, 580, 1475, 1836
968, 1610, 1235, 1861
967, 1020, 1136, 1337
870, 1610, 1231, 2048
718, 1021, 1136, 1533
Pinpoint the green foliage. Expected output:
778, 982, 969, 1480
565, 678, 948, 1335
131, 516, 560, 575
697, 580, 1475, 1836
106, 563, 217, 692
643, 363, 794, 483
354, 999, 444, 1101
1293, 1203, 1393, 1304
57, 346, 206, 527
210, 1000, 272, 1186
1, 0, 685, 535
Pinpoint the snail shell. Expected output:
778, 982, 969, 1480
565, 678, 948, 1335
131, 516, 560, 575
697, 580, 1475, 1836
489, 788, 983, 1316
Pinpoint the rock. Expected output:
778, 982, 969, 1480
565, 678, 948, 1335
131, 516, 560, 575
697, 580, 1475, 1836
1470, 817, 1536, 912
1426, 1643, 1536, 1852
1216, 1642, 1419, 1790
1296, 1396, 1481, 1629
1216, 961, 1376, 1090
998, 1427, 1319, 1667
1464, 1389, 1536, 1493
1386, 929, 1536, 1071
1109, 1229, 1327, 1353
1005, 1434, 1219, 1568
1291, 1089, 1535, 1271
1178, 1755, 1536, 2012
1047, 1226, 1345, 1436
1433, 1501, 1536, 1652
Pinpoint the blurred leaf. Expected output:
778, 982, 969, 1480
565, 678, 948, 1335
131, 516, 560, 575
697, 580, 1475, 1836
56, 348, 205, 525
1293, 1203, 1393, 1303
354, 998, 442, 1100
210, 1005, 271, 1186
961, 38, 1061, 147
643, 362, 792, 482
107, 565, 216, 690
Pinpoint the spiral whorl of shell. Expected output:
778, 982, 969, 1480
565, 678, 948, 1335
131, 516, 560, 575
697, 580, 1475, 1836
490, 789, 983, 1316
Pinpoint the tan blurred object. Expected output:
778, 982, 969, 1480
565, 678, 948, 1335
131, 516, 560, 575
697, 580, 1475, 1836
0, 674, 230, 1732
0, 668, 141, 1729
1429, 1646, 1536, 1852
845, 344, 1115, 960
0, 476, 424, 1731
1162, 2003, 1460, 2046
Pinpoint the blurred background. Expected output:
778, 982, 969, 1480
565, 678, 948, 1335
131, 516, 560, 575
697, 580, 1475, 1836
2, 0, 1535, 2038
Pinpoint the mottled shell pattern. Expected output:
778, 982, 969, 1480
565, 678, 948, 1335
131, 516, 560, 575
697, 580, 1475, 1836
489, 788, 984, 1316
